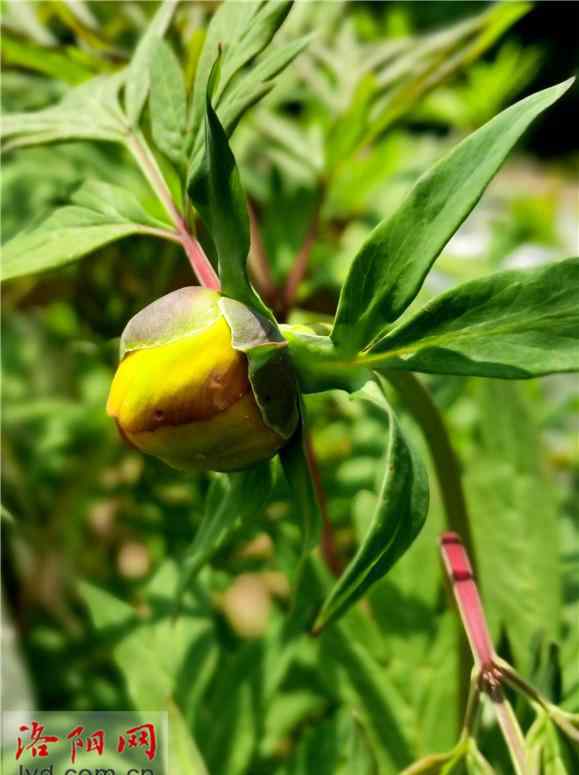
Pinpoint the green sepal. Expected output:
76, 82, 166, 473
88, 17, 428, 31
220, 297, 299, 439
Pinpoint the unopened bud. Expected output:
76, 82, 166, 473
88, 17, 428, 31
107, 288, 297, 472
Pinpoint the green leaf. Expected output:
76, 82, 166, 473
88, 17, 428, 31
1, 73, 126, 150
315, 378, 429, 631
368, 258, 579, 379
1, 33, 96, 84
187, 3, 306, 183
331, 78, 574, 355
124, 0, 177, 126
72, 178, 172, 229
176, 462, 273, 598
189, 0, 290, 140
220, 297, 300, 437
188, 80, 269, 314
150, 39, 188, 163
80, 572, 210, 775
319, 625, 414, 773
1, 206, 170, 282
467, 381, 561, 673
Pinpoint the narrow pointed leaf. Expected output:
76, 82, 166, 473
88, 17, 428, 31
331, 78, 574, 355
369, 258, 579, 379
188, 80, 270, 315
315, 378, 429, 631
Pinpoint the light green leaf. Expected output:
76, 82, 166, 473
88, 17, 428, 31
150, 39, 188, 163
368, 258, 579, 379
80, 574, 209, 775
1, 33, 96, 84
1, 206, 166, 281
72, 179, 172, 229
1, 73, 126, 150
319, 625, 414, 773
124, 0, 177, 126
467, 381, 561, 673
331, 79, 574, 355
314, 378, 429, 631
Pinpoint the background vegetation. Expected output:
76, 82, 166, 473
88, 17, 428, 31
2, 2, 578, 773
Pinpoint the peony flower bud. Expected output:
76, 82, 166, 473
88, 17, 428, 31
107, 287, 298, 472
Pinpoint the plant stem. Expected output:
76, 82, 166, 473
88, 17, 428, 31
440, 532, 528, 774
440, 532, 493, 670
247, 200, 278, 308
305, 435, 343, 577
126, 132, 220, 290
282, 191, 323, 316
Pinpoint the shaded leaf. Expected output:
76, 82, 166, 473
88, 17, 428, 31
315, 378, 429, 630
369, 258, 579, 379
331, 79, 574, 355
150, 39, 188, 163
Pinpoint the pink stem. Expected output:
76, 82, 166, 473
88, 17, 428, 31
440, 532, 496, 670
177, 221, 220, 290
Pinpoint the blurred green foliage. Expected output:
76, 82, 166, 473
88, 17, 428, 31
2, 2, 578, 773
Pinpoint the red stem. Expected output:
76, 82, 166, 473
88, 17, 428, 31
440, 532, 496, 670
305, 435, 343, 577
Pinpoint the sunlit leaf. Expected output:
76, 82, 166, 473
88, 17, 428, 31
369, 258, 579, 379
124, 0, 177, 126
150, 39, 188, 163
331, 79, 574, 355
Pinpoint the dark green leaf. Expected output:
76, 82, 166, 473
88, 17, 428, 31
331, 79, 574, 355
314, 378, 429, 631
369, 258, 579, 379
124, 0, 177, 126
188, 83, 269, 313
150, 39, 188, 163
